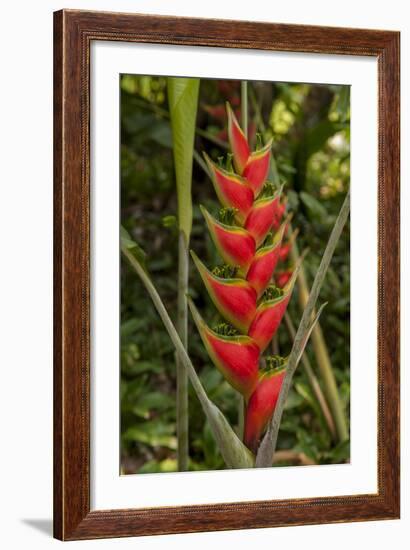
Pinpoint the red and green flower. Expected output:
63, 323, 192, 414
190, 102, 302, 454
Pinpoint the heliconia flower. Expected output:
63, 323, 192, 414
246, 220, 288, 298
244, 192, 282, 247
201, 206, 256, 273
203, 153, 254, 224
243, 361, 286, 452
188, 299, 260, 399
191, 251, 257, 333
248, 266, 300, 352
243, 140, 273, 198
190, 101, 303, 417
227, 102, 250, 175
275, 270, 293, 288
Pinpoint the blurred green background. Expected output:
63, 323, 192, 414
120, 76, 350, 474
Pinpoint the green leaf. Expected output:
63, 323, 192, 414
149, 122, 173, 148
120, 318, 140, 339
300, 191, 327, 221
295, 382, 324, 423
305, 120, 345, 158
132, 392, 174, 419
162, 215, 177, 228
168, 77, 200, 240
124, 421, 177, 449
120, 226, 147, 270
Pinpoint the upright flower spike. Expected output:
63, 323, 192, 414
244, 191, 282, 247
190, 101, 302, 429
248, 265, 300, 352
244, 360, 287, 453
243, 140, 273, 198
191, 251, 257, 333
227, 102, 250, 175
188, 299, 259, 399
203, 153, 254, 224
200, 206, 256, 273
246, 219, 288, 298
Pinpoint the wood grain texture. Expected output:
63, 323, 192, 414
53, 9, 400, 541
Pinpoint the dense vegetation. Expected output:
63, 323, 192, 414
120, 76, 350, 474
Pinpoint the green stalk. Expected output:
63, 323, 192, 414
168, 77, 200, 471
176, 233, 189, 470
290, 227, 349, 442
256, 190, 350, 467
121, 238, 254, 469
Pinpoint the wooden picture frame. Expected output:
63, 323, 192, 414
53, 9, 400, 541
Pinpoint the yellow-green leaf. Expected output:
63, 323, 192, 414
168, 77, 200, 240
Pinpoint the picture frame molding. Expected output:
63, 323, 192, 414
53, 9, 400, 540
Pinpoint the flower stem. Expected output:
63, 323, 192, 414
176, 232, 189, 471
256, 189, 350, 467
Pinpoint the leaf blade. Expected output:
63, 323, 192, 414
168, 77, 200, 240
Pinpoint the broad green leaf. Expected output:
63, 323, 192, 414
168, 77, 200, 240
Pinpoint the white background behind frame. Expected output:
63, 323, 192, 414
2, 0, 409, 548
90, 41, 378, 511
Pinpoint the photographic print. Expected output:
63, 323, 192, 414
120, 76, 350, 475
54, 11, 400, 539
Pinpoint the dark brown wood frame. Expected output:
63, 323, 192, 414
54, 8, 400, 541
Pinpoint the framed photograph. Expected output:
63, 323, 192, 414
54, 9, 400, 541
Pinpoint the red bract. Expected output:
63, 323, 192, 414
278, 243, 291, 263
192, 251, 257, 333
272, 199, 287, 230
246, 219, 288, 298
189, 300, 259, 399
243, 141, 273, 197
248, 267, 300, 352
201, 206, 256, 273
204, 153, 254, 224
275, 270, 293, 288
244, 364, 286, 453
227, 102, 250, 174
191, 101, 302, 454
245, 193, 282, 247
